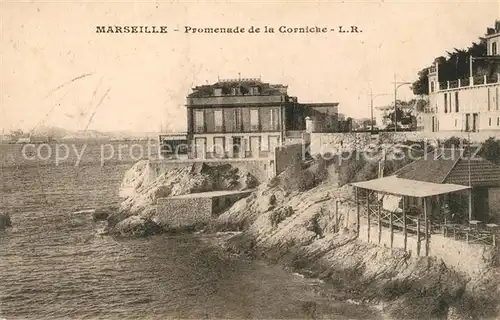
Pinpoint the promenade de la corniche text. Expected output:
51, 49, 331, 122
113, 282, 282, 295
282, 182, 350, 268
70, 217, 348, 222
95, 25, 362, 34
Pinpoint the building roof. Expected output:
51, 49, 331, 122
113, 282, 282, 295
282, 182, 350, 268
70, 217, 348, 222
445, 158, 500, 187
391, 148, 500, 187
391, 149, 461, 183
188, 78, 288, 98
350, 176, 470, 198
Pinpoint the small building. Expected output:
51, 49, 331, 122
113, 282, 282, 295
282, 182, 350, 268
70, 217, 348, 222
156, 190, 254, 229
390, 148, 500, 223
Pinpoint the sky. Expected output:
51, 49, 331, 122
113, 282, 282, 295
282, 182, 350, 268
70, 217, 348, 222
1, 1, 499, 133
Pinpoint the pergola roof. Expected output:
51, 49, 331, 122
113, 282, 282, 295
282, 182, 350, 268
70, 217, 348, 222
350, 176, 470, 198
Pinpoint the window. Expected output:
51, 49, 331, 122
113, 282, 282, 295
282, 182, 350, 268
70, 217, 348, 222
213, 137, 225, 156
250, 109, 259, 131
455, 119, 457, 127
455, 92, 459, 112
430, 81, 435, 93
214, 88, 222, 96
444, 93, 448, 113
234, 109, 242, 131
214, 110, 223, 132
497, 117, 499, 126
194, 110, 205, 133
231, 87, 237, 95
270, 108, 280, 130
489, 117, 492, 126
493, 42, 498, 56
497, 87, 499, 110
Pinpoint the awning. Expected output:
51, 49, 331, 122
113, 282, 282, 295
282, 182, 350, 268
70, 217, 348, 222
350, 175, 470, 198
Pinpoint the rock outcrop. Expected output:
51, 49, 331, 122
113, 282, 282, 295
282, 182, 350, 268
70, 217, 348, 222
112, 215, 163, 237
111, 160, 258, 236
212, 159, 500, 319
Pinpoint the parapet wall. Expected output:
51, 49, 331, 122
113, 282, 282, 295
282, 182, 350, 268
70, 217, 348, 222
340, 206, 497, 277
309, 132, 372, 155
148, 159, 272, 182
379, 131, 500, 143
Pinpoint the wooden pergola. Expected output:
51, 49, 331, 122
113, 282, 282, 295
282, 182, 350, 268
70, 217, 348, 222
350, 176, 471, 255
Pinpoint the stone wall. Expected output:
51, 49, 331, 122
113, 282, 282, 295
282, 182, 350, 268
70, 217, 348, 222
341, 208, 498, 277
156, 197, 213, 229
274, 143, 304, 176
309, 132, 372, 155
149, 159, 272, 182
379, 131, 500, 143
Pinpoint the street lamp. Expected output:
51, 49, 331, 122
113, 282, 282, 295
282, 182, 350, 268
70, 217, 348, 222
393, 77, 412, 133
369, 90, 390, 133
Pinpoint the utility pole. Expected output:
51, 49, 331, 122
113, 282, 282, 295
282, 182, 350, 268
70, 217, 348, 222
393, 74, 397, 133
370, 88, 374, 133
392, 74, 412, 133
369, 91, 390, 133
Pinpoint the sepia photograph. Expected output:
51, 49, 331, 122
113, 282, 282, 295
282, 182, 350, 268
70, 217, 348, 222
1, 1, 500, 319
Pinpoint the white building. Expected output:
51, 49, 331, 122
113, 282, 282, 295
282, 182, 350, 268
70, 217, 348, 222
425, 21, 500, 133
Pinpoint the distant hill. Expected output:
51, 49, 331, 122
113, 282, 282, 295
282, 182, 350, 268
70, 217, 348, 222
27, 126, 159, 141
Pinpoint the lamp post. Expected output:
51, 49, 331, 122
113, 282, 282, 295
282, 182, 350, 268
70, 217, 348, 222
393, 76, 412, 133
370, 90, 390, 133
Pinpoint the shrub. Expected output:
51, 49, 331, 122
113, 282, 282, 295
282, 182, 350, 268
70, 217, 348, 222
479, 137, 500, 163
441, 136, 466, 148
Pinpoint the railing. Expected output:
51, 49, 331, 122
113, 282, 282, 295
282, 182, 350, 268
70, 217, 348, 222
474, 76, 485, 85
359, 196, 497, 248
442, 224, 496, 246
434, 74, 500, 92
487, 74, 499, 84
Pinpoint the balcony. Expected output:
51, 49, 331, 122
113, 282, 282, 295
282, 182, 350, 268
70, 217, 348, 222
187, 95, 284, 106
436, 74, 500, 92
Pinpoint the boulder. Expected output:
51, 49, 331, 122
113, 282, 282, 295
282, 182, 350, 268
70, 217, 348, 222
0, 213, 12, 230
112, 215, 163, 237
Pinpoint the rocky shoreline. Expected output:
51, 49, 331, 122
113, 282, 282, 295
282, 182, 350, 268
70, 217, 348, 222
109, 158, 500, 319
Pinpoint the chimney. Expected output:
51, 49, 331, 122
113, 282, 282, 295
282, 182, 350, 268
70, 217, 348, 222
496, 20, 500, 33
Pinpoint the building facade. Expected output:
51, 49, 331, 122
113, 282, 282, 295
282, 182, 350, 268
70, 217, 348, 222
161, 77, 340, 159
425, 21, 500, 133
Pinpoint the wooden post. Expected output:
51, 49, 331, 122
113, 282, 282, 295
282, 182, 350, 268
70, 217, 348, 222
390, 209, 394, 249
403, 196, 407, 251
417, 217, 421, 256
493, 233, 496, 247
356, 187, 360, 236
424, 197, 429, 256
367, 192, 371, 242
427, 219, 431, 256
378, 193, 382, 244
334, 200, 339, 233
